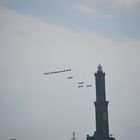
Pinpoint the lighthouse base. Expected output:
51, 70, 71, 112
87, 132, 115, 140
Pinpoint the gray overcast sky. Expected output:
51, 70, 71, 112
0, 1, 140, 140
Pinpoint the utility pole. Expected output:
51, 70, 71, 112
71, 132, 76, 140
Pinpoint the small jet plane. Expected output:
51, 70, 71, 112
87, 84, 92, 87
78, 85, 83, 88
44, 72, 49, 75
78, 81, 84, 84
68, 76, 73, 79
66, 68, 71, 72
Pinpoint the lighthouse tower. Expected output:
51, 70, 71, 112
87, 65, 115, 140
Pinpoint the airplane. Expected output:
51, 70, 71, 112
66, 68, 71, 72
44, 72, 49, 75
87, 84, 92, 87
78, 81, 84, 84
68, 76, 73, 79
78, 85, 83, 88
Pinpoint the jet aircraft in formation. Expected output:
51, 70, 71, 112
78, 81, 84, 85
44, 68, 71, 75
44, 68, 93, 88
77, 81, 92, 88
77, 81, 84, 88
87, 84, 92, 87
68, 76, 73, 79
78, 85, 83, 88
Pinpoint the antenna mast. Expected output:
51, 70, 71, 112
71, 132, 76, 140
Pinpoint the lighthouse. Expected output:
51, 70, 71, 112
87, 65, 115, 140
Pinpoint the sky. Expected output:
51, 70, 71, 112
0, 0, 140, 140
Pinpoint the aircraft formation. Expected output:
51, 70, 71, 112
44, 68, 71, 75
44, 68, 92, 88
77, 81, 92, 88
